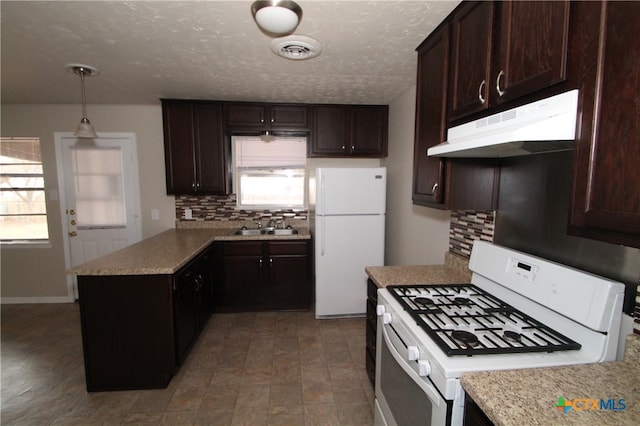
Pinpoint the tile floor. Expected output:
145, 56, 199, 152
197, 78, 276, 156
1, 303, 375, 425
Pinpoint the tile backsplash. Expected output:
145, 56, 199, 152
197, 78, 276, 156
449, 210, 495, 259
175, 194, 308, 222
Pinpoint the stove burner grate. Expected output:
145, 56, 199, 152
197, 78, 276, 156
387, 284, 582, 356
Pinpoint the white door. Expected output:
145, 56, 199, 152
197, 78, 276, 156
55, 133, 142, 299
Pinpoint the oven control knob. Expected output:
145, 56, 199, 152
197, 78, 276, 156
376, 305, 386, 316
407, 346, 420, 361
382, 312, 393, 324
418, 360, 431, 377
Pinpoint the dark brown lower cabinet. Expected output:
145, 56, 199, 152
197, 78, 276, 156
77, 246, 214, 392
78, 274, 176, 392
464, 394, 494, 426
365, 279, 378, 386
213, 240, 311, 312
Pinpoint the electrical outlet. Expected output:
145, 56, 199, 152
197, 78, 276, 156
184, 208, 192, 219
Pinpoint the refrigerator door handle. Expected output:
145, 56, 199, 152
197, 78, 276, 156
320, 215, 326, 256
319, 171, 325, 216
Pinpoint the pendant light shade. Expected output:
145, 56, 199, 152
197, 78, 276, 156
66, 64, 99, 139
251, 1, 302, 36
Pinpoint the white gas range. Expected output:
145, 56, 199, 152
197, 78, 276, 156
374, 241, 626, 426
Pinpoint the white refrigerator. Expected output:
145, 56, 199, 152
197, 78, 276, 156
312, 167, 386, 318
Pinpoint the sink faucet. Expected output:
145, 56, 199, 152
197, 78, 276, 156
255, 221, 262, 229
267, 219, 277, 229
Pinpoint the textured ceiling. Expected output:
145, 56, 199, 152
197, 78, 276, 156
1, 0, 459, 105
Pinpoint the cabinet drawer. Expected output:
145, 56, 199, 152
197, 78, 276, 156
268, 241, 308, 255
223, 241, 263, 256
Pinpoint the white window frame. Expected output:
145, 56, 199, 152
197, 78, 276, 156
0, 137, 50, 245
232, 135, 307, 210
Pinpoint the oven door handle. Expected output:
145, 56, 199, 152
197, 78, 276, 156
380, 323, 447, 407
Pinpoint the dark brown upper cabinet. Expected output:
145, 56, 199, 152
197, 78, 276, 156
448, 1, 570, 123
309, 104, 388, 158
412, 21, 449, 206
161, 100, 229, 195
224, 102, 309, 130
412, 20, 499, 210
568, 0, 640, 249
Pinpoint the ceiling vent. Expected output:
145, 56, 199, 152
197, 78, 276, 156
270, 35, 322, 60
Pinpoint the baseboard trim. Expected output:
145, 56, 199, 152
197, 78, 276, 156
1, 296, 75, 304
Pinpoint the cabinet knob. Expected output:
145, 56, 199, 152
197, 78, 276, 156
478, 80, 486, 104
351, 145, 355, 152
496, 70, 505, 97
341, 145, 346, 150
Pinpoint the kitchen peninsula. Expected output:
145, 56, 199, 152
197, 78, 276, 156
69, 223, 310, 391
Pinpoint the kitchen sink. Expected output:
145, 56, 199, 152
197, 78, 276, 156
233, 229, 266, 236
232, 227, 299, 236
267, 229, 299, 235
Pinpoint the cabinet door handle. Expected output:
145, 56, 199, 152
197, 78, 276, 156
478, 80, 486, 104
351, 145, 355, 153
259, 258, 263, 269
496, 70, 505, 97
432, 182, 439, 194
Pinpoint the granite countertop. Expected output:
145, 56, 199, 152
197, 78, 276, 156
461, 334, 640, 425
365, 252, 472, 288
69, 222, 310, 276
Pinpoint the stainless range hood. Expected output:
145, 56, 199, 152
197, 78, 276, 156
428, 90, 579, 158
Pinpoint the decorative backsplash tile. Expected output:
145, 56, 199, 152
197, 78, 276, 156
635, 286, 640, 335
175, 194, 308, 222
449, 210, 495, 259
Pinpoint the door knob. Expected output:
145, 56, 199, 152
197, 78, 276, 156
68, 231, 77, 237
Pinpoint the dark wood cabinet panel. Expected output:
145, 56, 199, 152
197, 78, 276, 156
351, 106, 388, 157
449, 1, 495, 121
449, 1, 570, 122
77, 245, 215, 391
310, 104, 388, 157
215, 240, 311, 312
78, 275, 176, 391
193, 103, 228, 194
413, 22, 449, 207
365, 279, 378, 386
495, 1, 570, 103
464, 394, 495, 426
162, 102, 197, 193
225, 102, 309, 129
161, 100, 228, 195
568, 1, 640, 248
310, 105, 350, 155
413, 20, 499, 210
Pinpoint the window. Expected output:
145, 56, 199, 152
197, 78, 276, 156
70, 147, 126, 229
0, 137, 50, 241
233, 136, 307, 209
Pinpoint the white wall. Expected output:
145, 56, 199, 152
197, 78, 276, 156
383, 85, 450, 265
1, 104, 175, 301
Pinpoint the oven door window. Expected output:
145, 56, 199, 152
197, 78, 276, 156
378, 324, 451, 425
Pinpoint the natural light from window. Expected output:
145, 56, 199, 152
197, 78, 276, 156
0, 137, 50, 242
233, 136, 307, 209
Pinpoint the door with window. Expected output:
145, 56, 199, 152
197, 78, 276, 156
56, 133, 141, 297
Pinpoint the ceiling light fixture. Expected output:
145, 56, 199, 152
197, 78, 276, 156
251, 0, 302, 36
66, 64, 100, 139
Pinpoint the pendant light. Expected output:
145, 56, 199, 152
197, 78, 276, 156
251, 1, 302, 36
66, 64, 99, 138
